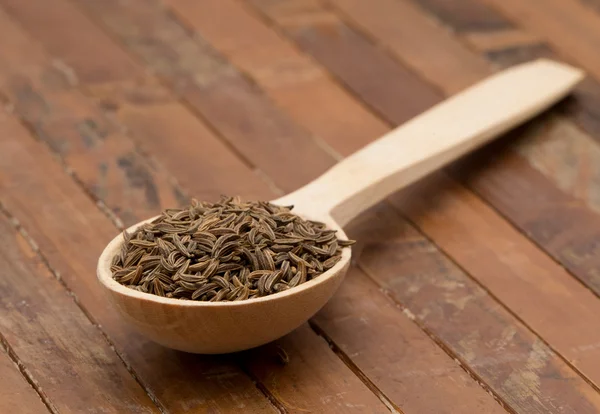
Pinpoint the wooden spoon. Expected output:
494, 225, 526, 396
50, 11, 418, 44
97, 59, 584, 354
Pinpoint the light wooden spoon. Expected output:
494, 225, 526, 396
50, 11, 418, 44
98, 59, 583, 354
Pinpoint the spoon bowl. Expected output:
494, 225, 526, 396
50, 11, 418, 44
97, 59, 584, 354
98, 212, 350, 354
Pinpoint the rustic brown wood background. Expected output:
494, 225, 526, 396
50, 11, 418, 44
2, 0, 600, 412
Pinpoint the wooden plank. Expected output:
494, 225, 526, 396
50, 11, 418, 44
0, 0, 140, 84
396, 0, 600, 146
476, 0, 600, 81
0, 71, 393, 414
86, 82, 275, 203
0, 0, 274, 207
0, 8, 182, 226
373, 0, 600, 296
243, 324, 391, 413
313, 267, 507, 414
393, 162, 600, 382
581, 0, 600, 12
302, 0, 600, 363
76, 0, 600, 408
166, 0, 388, 156
0, 201, 159, 413
0, 109, 277, 414
414, 0, 511, 32
70, 0, 336, 193
348, 0, 600, 289
244, 0, 439, 126
249, 0, 600, 399
322, 0, 490, 94
449, 125, 600, 289
0, 4, 397, 411
402, 0, 600, 299
352, 202, 600, 413
0, 349, 50, 414
463, 30, 542, 52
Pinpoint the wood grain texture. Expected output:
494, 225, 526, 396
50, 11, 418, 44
166, 0, 388, 157
313, 267, 507, 414
85, 81, 275, 204
248, 0, 439, 126
97, 58, 583, 366
323, 0, 600, 353
457, 41, 600, 299
71, 0, 336, 193
92, 1, 592, 412
0, 106, 277, 413
0, 349, 50, 414
274, 59, 583, 227
0, 1, 398, 410
0, 204, 159, 413
0, 0, 597, 412
463, 30, 542, 52
243, 324, 390, 413
3, 0, 511, 410
383, 0, 600, 311
323, 0, 490, 94
249, 0, 600, 400
145, 0, 600, 410
352, 203, 600, 413
405, 0, 600, 149
394, 162, 600, 385
477, 0, 600, 82
0, 0, 274, 207
0, 0, 140, 85
0, 8, 181, 226
415, 0, 511, 32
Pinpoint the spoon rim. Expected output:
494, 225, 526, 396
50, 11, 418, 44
97, 214, 352, 307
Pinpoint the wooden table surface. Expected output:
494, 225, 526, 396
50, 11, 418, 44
2, 0, 600, 413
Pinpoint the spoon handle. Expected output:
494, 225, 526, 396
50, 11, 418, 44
277, 59, 584, 226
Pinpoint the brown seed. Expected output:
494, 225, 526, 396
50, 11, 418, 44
210, 288, 230, 302
203, 259, 220, 278
323, 255, 342, 269
248, 270, 272, 281
338, 239, 356, 247
235, 286, 250, 301
288, 251, 311, 268
178, 273, 206, 284
212, 276, 230, 290
192, 283, 219, 300
265, 270, 283, 292
128, 239, 156, 249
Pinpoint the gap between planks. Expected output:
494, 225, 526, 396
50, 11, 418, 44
0, 322, 57, 414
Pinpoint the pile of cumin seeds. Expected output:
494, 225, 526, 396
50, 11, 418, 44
111, 196, 354, 302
